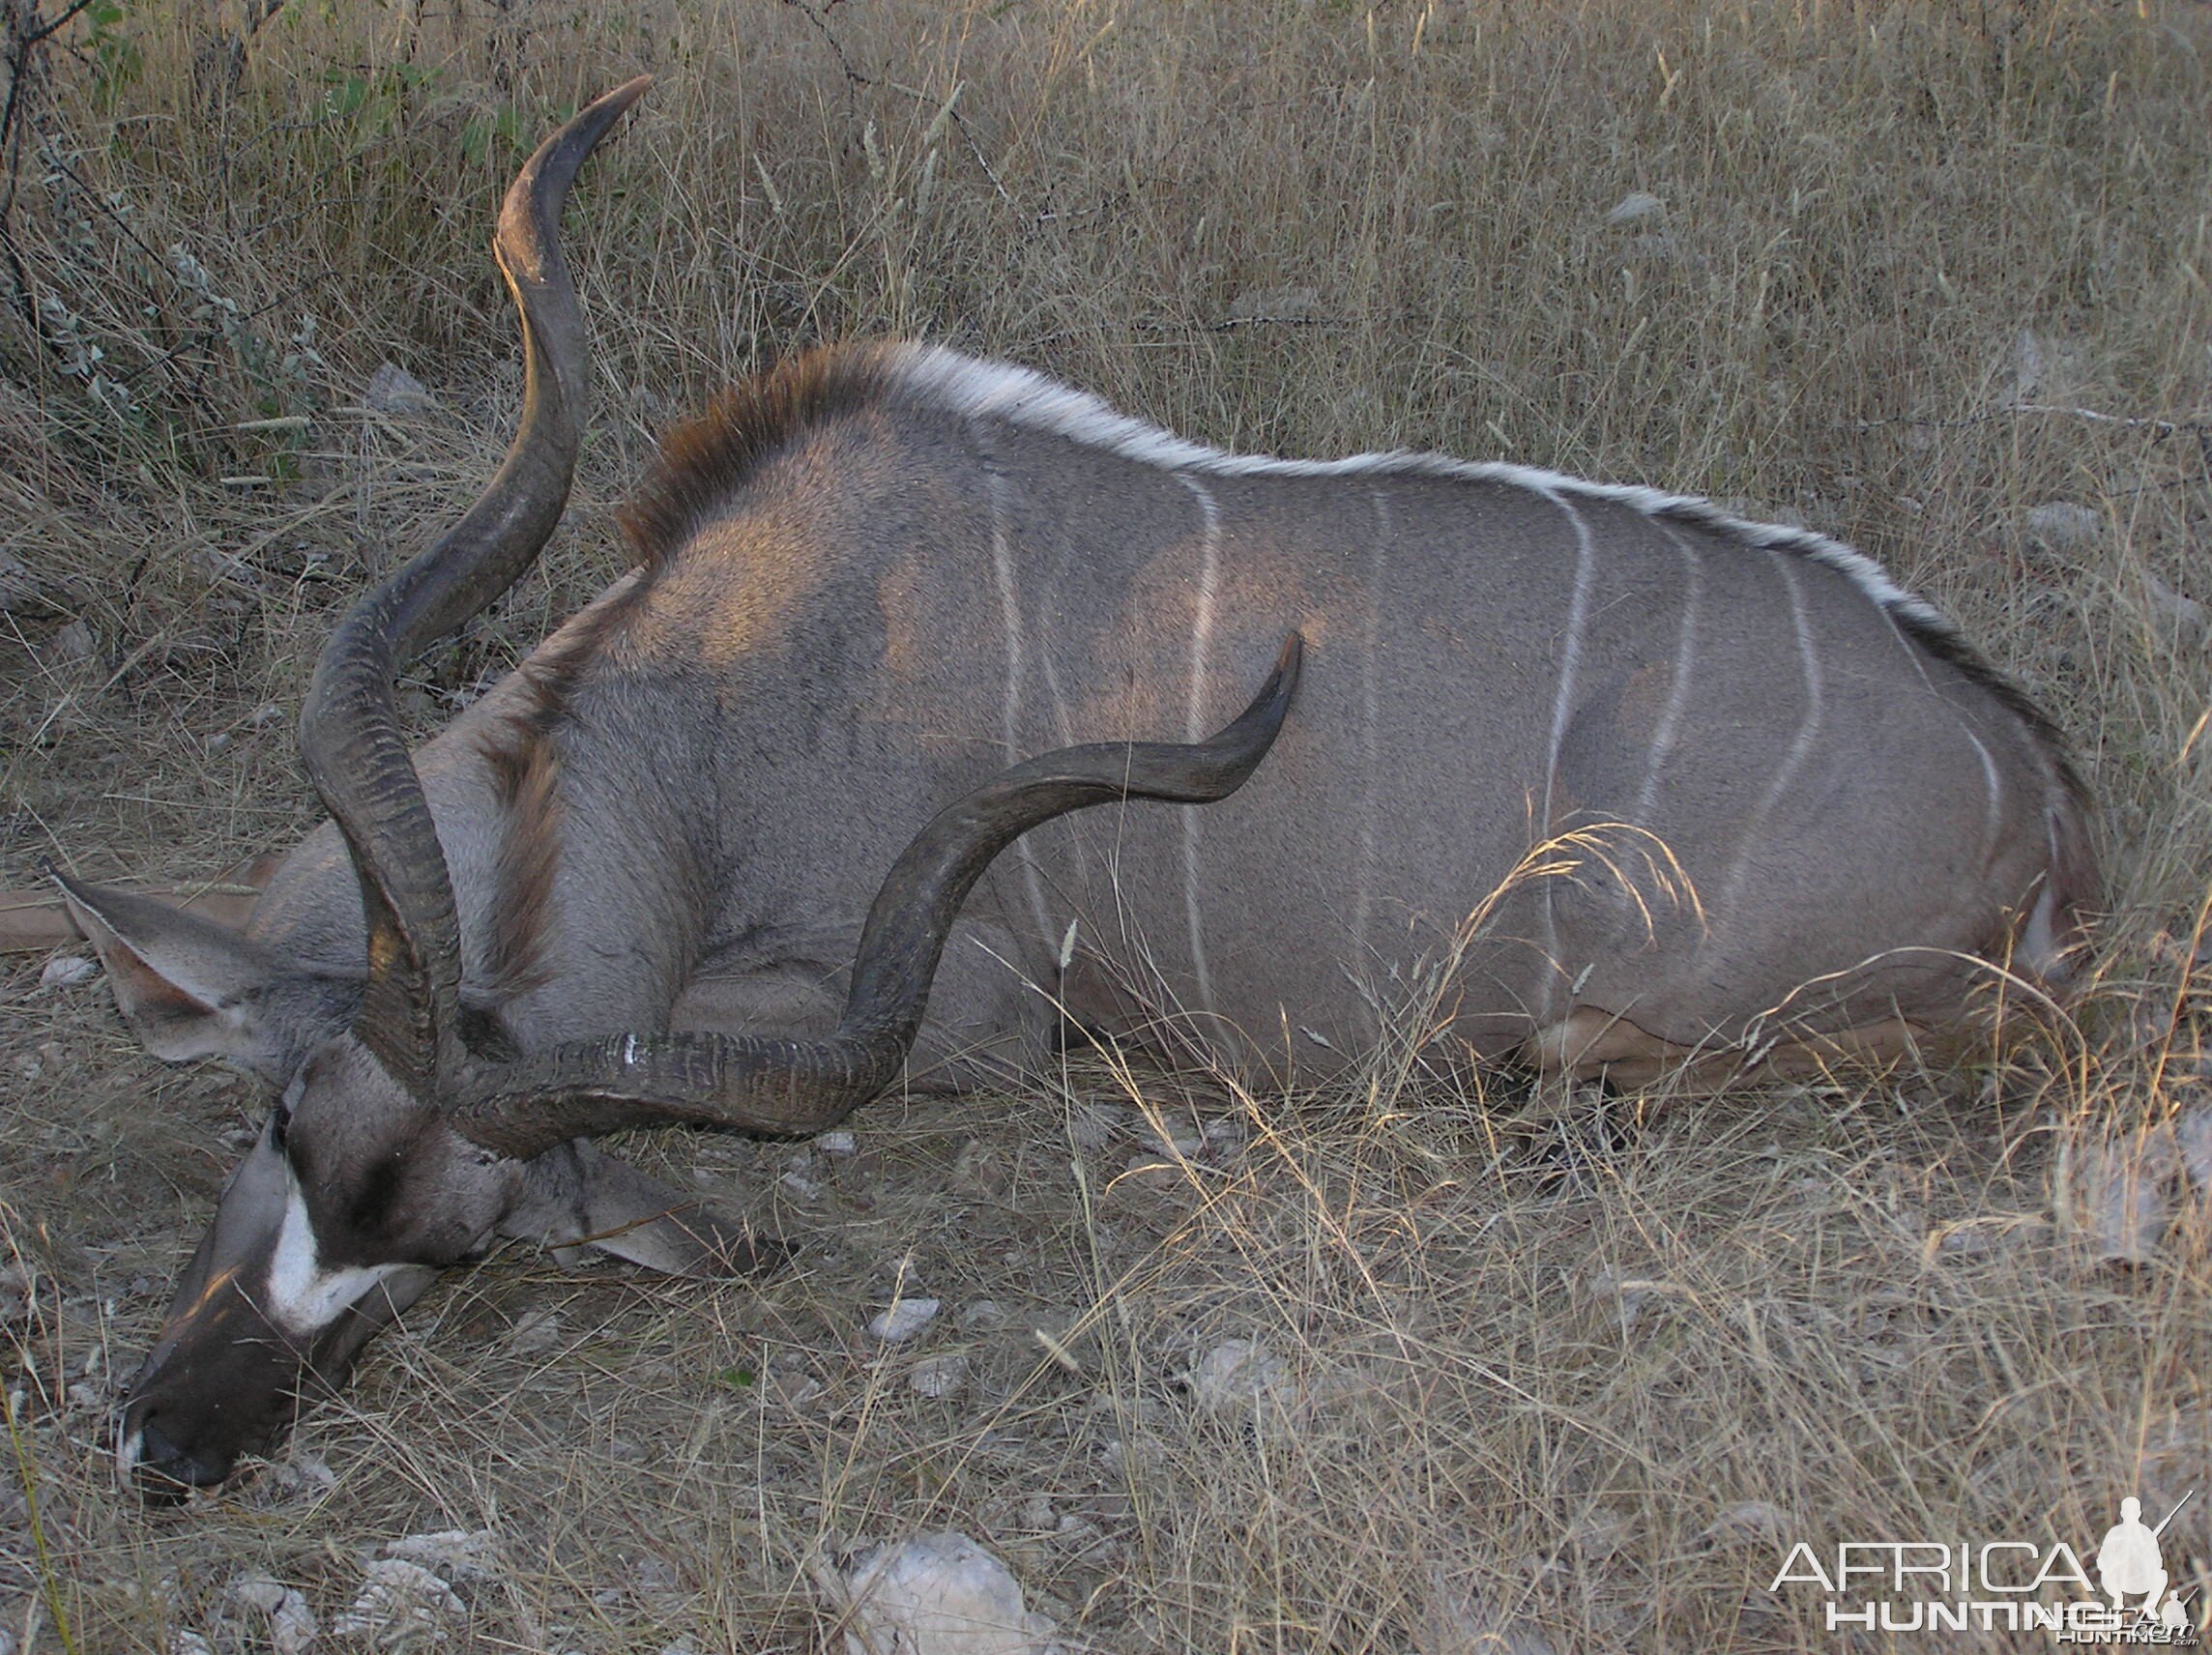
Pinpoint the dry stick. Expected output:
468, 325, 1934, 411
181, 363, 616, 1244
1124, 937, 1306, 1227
0, 855, 278, 951
1848, 403, 2212, 438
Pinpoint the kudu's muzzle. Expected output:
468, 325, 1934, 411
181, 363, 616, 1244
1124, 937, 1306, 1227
116, 1129, 431, 1502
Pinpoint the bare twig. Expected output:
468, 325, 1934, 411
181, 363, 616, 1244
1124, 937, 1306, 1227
1849, 403, 2212, 438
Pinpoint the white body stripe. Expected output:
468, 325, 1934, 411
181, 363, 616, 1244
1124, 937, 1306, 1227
1966, 728, 2004, 870
1718, 553, 1826, 916
1355, 489, 1390, 951
1633, 523, 1703, 827
985, 465, 1055, 944
1538, 490, 1596, 1015
1178, 472, 1221, 1016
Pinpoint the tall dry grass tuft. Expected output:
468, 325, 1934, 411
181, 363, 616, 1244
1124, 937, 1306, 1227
3, 1, 2208, 1650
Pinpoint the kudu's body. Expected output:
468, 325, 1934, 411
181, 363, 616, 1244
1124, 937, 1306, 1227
61, 83, 2095, 1499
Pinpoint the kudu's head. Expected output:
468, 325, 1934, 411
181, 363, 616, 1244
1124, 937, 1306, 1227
56, 81, 1302, 1501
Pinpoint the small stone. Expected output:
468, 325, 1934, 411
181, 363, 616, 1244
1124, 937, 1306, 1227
770, 1367, 824, 1409
1606, 190, 1664, 225
1185, 1339, 1294, 1418
2178, 1108, 2212, 1195
817, 1129, 858, 1156
781, 1169, 823, 1202
958, 1299, 1007, 1333
43, 620, 94, 667
1064, 1104, 1117, 1150
39, 954, 97, 991
0, 1263, 32, 1328
364, 362, 437, 415
869, 1298, 941, 1342
2141, 572, 2208, 644
0, 548, 38, 611
812, 1530, 1060, 1655
1702, 1500, 1791, 1542
331, 1556, 463, 1641
228, 1572, 318, 1655
2070, 1127, 2179, 1265
908, 1353, 970, 1399
2024, 501, 2104, 550
385, 1527, 504, 1582
505, 1307, 562, 1355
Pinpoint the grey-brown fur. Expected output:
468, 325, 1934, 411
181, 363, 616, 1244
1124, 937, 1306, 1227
432, 343, 2090, 1085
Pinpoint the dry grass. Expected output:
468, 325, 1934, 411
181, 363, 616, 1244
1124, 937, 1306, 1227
3, 0, 2210, 1649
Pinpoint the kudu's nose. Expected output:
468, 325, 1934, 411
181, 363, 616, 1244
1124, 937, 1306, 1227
124, 1415, 232, 1504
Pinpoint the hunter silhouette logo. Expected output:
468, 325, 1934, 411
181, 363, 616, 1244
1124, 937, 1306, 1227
2098, 1495, 2195, 1634
1769, 1490, 2199, 1641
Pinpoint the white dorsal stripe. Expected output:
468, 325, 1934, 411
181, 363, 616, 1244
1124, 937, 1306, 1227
891, 343, 1956, 636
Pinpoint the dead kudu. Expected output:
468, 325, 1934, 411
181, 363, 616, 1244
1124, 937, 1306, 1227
56, 82, 2094, 1500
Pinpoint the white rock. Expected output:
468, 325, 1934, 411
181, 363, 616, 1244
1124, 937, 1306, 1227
0, 548, 37, 611
385, 1528, 504, 1582
505, 1307, 562, 1355
2024, 501, 2104, 549
229, 1571, 318, 1654
870, 1298, 942, 1342
908, 1353, 970, 1399
818, 1129, 859, 1156
0, 1263, 30, 1327
254, 1451, 338, 1504
1063, 1103, 1117, 1150
816, 1531, 1061, 1655
39, 954, 97, 991
1186, 1339, 1295, 1419
169, 1635, 215, 1655
2069, 1128, 2179, 1264
331, 1556, 463, 1643
1414, 1562, 1556, 1655
364, 362, 437, 415
2178, 1108, 2212, 1195
2141, 571, 2209, 644
957, 1299, 1006, 1334
1702, 1499, 1791, 1541
1606, 190, 1664, 225
43, 619, 94, 666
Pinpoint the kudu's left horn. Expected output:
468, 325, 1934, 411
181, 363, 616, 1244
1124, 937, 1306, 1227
298, 78, 650, 1098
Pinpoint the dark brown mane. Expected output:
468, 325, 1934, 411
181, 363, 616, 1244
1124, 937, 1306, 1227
616, 341, 905, 566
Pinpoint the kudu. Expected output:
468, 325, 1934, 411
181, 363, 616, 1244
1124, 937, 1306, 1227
60, 81, 2094, 1500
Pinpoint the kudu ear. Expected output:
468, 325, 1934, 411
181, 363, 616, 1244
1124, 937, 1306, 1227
53, 874, 340, 1083
500, 1141, 784, 1279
